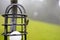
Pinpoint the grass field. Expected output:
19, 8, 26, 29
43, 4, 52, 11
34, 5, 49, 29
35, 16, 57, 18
0, 15, 60, 40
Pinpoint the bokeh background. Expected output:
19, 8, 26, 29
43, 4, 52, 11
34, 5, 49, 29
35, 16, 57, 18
0, 0, 60, 40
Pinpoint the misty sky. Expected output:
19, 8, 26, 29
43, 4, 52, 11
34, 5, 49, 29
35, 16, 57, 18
0, 0, 60, 24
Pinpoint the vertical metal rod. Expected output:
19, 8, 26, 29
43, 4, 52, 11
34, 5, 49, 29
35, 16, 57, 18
4, 16, 8, 40
10, 0, 17, 32
24, 17, 27, 40
21, 15, 23, 40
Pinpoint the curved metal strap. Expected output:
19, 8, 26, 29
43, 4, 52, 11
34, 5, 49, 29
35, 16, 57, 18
5, 4, 26, 14
6, 6, 22, 14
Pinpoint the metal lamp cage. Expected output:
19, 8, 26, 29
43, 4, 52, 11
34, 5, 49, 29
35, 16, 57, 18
2, 3, 29, 40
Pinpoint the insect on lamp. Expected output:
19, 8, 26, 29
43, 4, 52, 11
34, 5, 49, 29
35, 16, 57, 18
2, 0, 29, 40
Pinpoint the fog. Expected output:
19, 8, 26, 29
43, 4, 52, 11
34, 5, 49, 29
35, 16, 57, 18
0, 0, 60, 24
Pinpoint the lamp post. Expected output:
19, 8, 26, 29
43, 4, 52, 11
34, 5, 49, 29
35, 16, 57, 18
2, 0, 29, 40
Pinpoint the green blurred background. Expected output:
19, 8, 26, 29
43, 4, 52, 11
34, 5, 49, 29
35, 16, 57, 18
0, 15, 60, 40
